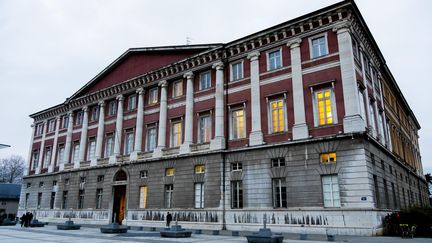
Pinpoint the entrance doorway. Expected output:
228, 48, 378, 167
112, 185, 126, 224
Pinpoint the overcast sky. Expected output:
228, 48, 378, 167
0, 0, 431, 174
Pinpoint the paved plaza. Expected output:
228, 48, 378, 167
0, 225, 431, 243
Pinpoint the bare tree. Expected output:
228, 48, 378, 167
0, 155, 25, 184
426, 173, 432, 197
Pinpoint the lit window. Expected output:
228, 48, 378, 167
231, 109, 245, 139
173, 81, 183, 98
48, 119, 55, 132
320, 152, 337, 164
269, 99, 286, 133
166, 168, 175, 177
139, 186, 148, 209
171, 121, 182, 147
148, 87, 158, 105
315, 89, 334, 126
164, 184, 174, 208
140, 170, 148, 178
124, 130, 134, 155
87, 138, 96, 160
231, 181, 243, 209
199, 71, 211, 90
91, 106, 99, 121
271, 158, 286, 167
231, 162, 242, 171
198, 115, 211, 143
194, 183, 204, 208
273, 178, 287, 208
75, 111, 83, 126
72, 142, 80, 163
267, 49, 282, 71
127, 94, 137, 111
322, 175, 340, 207
108, 101, 117, 116
195, 165, 205, 174
310, 35, 328, 58
105, 134, 114, 157
231, 61, 243, 81
96, 189, 103, 209
146, 125, 157, 152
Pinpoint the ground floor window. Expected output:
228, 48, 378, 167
62, 191, 68, 209
322, 175, 340, 207
165, 184, 173, 208
139, 186, 147, 209
272, 178, 287, 208
231, 181, 243, 209
96, 189, 103, 209
78, 190, 85, 209
50, 192, 55, 209
37, 192, 42, 209
194, 183, 204, 208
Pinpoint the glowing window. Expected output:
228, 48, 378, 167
195, 165, 205, 174
270, 100, 286, 133
320, 152, 337, 164
166, 168, 175, 177
316, 90, 333, 125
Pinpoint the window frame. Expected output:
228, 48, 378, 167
312, 88, 337, 127
146, 124, 157, 152
268, 98, 287, 133
139, 186, 148, 209
124, 129, 135, 155
172, 80, 183, 98
231, 162, 242, 171
231, 180, 243, 209
170, 120, 182, 147
140, 170, 148, 178
61, 115, 69, 129
321, 174, 341, 207
198, 114, 212, 144
108, 100, 117, 116
165, 168, 175, 177
72, 142, 80, 163
91, 106, 99, 121
320, 152, 337, 164
194, 165, 205, 174
271, 158, 286, 167
48, 119, 55, 133
43, 147, 51, 168
96, 188, 103, 209
266, 48, 283, 71
164, 184, 174, 208
194, 183, 204, 209
272, 178, 287, 208
87, 137, 96, 161
104, 133, 114, 158
199, 71, 212, 90
309, 33, 329, 59
229, 107, 246, 140
127, 94, 137, 111
148, 87, 158, 105
75, 111, 83, 126
230, 60, 244, 81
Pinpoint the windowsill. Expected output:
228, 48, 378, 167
266, 131, 289, 136
311, 123, 339, 129
196, 87, 215, 94
171, 95, 185, 100
260, 66, 291, 77
228, 137, 248, 142
228, 77, 247, 84
147, 102, 159, 107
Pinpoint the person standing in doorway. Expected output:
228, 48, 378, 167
166, 212, 172, 228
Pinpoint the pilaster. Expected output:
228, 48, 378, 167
36, 121, 47, 174
61, 112, 74, 171
76, 106, 89, 168
111, 95, 124, 164
154, 80, 168, 158
93, 101, 105, 165
131, 88, 145, 160
48, 116, 61, 172
180, 72, 194, 154
247, 51, 264, 146
210, 62, 226, 150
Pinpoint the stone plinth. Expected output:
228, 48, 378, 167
160, 224, 192, 238
57, 220, 81, 230
100, 223, 128, 234
29, 219, 45, 227
246, 228, 284, 243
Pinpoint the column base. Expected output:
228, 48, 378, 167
179, 143, 191, 154
292, 123, 309, 140
210, 137, 225, 150
249, 131, 264, 146
48, 165, 54, 173
59, 163, 65, 171
129, 151, 140, 161
343, 115, 366, 134
109, 155, 118, 164
152, 147, 164, 158
90, 158, 98, 166
73, 161, 81, 169
35, 167, 41, 175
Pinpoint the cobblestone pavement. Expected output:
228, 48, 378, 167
0, 225, 431, 243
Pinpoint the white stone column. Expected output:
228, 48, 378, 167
36, 121, 47, 174
288, 38, 309, 140
25, 123, 36, 176
61, 112, 74, 171
334, 22, 365, 133
76, 106, 89, 168
153, 80, 168, 158
111, 95, 124, 163
48, 116, 61, 172
180, 72, 194, 154
377, 73, 390, 147
359, 48, 371, 128
247, 51, 264, 146
93, 100, 105, 165
210, 62, 226, 150
131, 88, 144, 160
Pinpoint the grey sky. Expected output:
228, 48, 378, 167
0, 0, 431, 174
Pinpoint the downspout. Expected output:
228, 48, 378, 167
222, 52, 228, 231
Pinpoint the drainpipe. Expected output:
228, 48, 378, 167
222, 53, 228, 231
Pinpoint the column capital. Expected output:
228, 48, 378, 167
56, 116, 61, 121
82, 106, 89, 112
68, 111, 74, 117
42, 120, 48, 124
183, 72, 194, 80
287, 38, 302, 49
247, 51, 260, 61
212, 62, 224, 70
116, 94, 124, 101
332, 22, 351, 34
136, 87, 145, 95
159, 80, 168, 88
98, 100, 105, 107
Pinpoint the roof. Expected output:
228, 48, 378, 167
0, 144, 10, 149
0, 183, 21, 200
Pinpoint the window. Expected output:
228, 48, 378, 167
124, 130, 134, 155
32, 150, 39, 170
171, 121, 182, 147
371, 153, 375, 165
194, 183, 204, 208
164, 184, 174, 208
37, 193, 42, 209
36, 123, 44, 136
231, 61, 243, 81
378, 112, 385, 139
272, 178, 287, 208
140, 170, 148, 178
146, 125, 157, 152
199, 71, 212, 90
358, 89, 366, 121
231, 181, 243, 208
139, 186, 147, 208
166, 168, 175, 177
75, 111, 83, 126
315, 89, 335, 126
173, 80, 183, 98
352, 38, 360, 59
269, 99, 286, 133
43, 148, 51, 168
369, 102, 376, 132
61, 115, 69, 129
87, 138, 96, 160
48, 119, 55, 132
310, 35, 328, 58
108, 101, 117, 116
271, 158, 286, 167
267, 49, 282, 71
231, 108, 245, 139
383, 179, 390, 208
320, 152, 336, 164
105, 134, 114, 157
194, 165, 205, 174
97, 175, 104, 182
50, 192, 55, 209
148, 87, 158, 104
322, 175, 340, 207
80, 177, 86, 183
72, 142, 80, 163
78, 189, 85, 209
231, 162, 242, 171
96, 189, 103, 209
381, 160, 385, 171
27, 183, 31, 188
52, 180, 57, 186
91, 106, 99, 121
198, 115, 211, 143
25, 193, 29, 208
57, 145, 65, 165
39, 181, 44, 188
64, 178, 70, 185
127, 94, 136, 111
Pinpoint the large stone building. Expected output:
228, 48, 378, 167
19, 0, 428, 235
